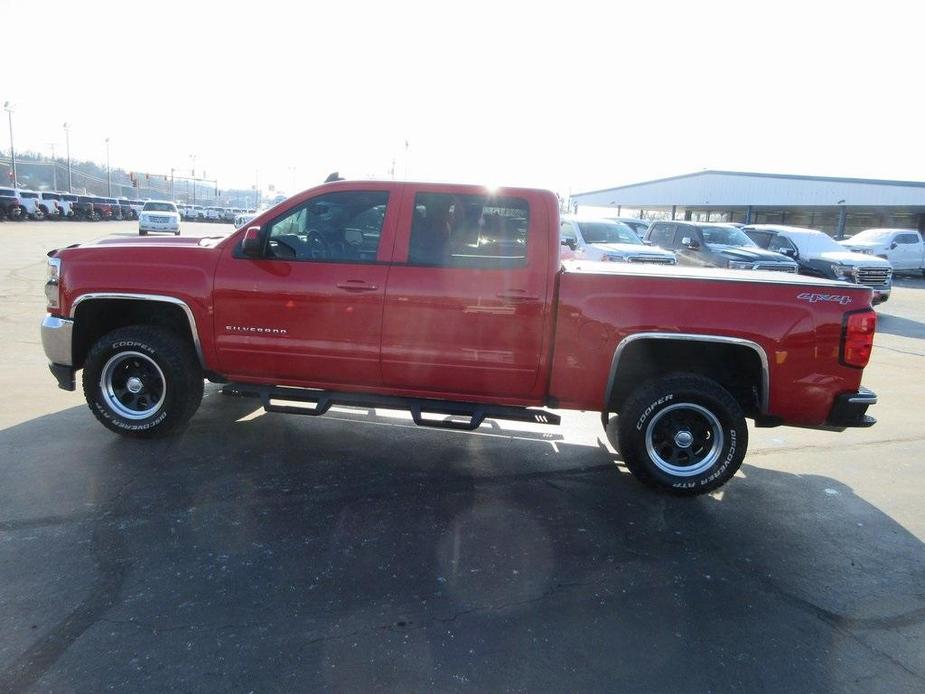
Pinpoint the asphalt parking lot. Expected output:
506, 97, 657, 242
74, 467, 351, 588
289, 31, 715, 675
1, 220, 923, 693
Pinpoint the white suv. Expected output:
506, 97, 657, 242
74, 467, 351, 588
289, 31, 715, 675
138, 200, 181, 235
15, 190, 45, 220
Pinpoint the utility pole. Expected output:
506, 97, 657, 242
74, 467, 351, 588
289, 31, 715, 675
3, 102, 17, 188
105, 137, 111, 196
170, 168, 175, 200
255, 169, 260, 208
63, 122, 72, 193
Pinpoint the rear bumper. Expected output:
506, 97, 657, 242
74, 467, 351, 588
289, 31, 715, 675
826, 387, 877, 429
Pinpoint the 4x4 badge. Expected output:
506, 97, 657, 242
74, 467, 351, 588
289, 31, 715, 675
796, 292, 852, 305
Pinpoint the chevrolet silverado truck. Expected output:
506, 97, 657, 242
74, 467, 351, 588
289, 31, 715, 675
40, 181, 879, 495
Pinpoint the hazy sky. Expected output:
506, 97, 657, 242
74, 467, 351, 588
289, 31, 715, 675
2, 0, 923, 197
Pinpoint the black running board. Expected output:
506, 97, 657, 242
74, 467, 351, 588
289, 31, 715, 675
221, 383, 560, 432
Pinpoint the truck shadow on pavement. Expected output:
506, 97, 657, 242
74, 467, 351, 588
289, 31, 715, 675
875, 312, 925, 340
0, 390, 924, 692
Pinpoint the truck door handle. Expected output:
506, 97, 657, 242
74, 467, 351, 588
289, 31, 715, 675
336, 280, 379, 292
497, 289, 540, 302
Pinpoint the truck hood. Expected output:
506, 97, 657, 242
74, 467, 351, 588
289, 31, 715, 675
592, 242, 674, 257
82, 235, 227, 248
712, 245, 792, 263
838, 240, 882, 253
816, 250, 890, 266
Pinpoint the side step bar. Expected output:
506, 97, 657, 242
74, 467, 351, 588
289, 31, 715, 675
221, 383, 560, 432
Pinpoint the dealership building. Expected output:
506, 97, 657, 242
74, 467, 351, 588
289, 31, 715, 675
572, 170, 925, 238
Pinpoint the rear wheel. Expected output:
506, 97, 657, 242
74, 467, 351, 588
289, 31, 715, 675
82, 326, 203, 438
614, 374, 748, 496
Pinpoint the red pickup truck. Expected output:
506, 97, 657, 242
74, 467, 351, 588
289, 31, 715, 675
40, 180, 879, 495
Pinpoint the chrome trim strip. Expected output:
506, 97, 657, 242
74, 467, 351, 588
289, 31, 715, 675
41, 314, 74, 366
604, 332, 771, 414
70, 293, 204, 366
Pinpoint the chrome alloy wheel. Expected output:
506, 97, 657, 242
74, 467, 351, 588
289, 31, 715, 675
644, 402, 724, 477
100, 351, 166, 420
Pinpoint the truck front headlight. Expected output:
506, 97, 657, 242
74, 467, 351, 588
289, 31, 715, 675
832, 264, 855, 281
727, 260, 754, 270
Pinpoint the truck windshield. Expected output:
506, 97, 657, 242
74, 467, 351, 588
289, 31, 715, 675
701, 226, 757, 247
143, 202, 177, 212
577, 221, 642, 245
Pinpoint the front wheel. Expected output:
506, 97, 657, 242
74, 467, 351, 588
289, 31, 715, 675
82, 326, 203, 438
615, 374, 748, 496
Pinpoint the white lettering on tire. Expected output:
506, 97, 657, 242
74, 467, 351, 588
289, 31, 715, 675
636, 394, 674, 431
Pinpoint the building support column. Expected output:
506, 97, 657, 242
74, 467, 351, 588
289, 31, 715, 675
836, 205, 847, 239
671, 205, 676, 220
745, 206, 753, 225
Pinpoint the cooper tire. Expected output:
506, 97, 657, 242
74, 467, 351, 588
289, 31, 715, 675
82, 326, 203, 438
617, 373, 748, 496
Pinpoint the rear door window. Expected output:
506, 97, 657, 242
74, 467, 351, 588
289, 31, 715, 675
407, 192, 529, 268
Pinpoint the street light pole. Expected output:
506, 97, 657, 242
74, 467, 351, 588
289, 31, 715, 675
63, 123, 72, 193
105, 137, 111, 196
3, 102, 17, 188
189, 154, 197, 205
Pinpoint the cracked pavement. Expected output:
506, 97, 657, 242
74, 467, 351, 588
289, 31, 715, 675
1, 221, 924, 692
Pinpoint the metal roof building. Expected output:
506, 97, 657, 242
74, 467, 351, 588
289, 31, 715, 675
572, 170, 925, 238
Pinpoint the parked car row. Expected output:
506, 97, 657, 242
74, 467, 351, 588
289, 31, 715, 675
177, 204, 256, 223
559, 216, 916, 306
0, 188, 146, 221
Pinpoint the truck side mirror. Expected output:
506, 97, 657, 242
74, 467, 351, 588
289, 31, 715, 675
781, 247, 798, 258
890, 241, 898, 250
681, 236, 700, 250
242, 226, 262, 257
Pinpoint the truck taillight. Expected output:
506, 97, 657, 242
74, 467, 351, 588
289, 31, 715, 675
840, 308, 876, 368
45, 257, 61, 311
